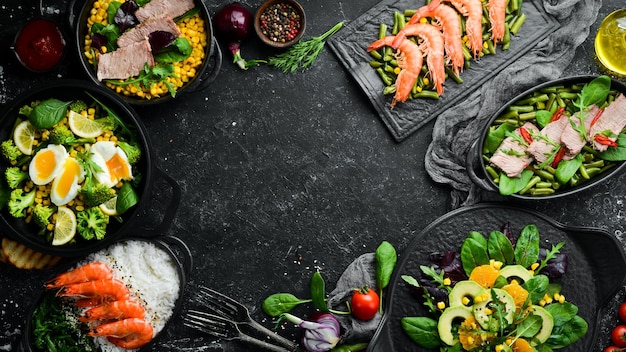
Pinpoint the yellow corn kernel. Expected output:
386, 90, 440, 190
75, 205, 85, 212
47, 223, 55, 231
393, 67, 401, 75
419, 17, 428, 24
484, 308, 493, 315
531, 262, 540, 271
422, 77, 430, 85
437, 301, 446, 310
462, 296, 471, 306
443, 277, 451, 286
495, 344, 505, 352
467, 336, 475, 345
474, 295, 483, 304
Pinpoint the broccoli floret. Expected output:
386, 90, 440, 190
76, 206, 109, 240
1, 140, 24, 162
69, 100, 89, 113
80, 183, 115, 208
5, 167, 29, 189
48, 125, 96, 146
8, 188, 36, 218
117, 141, 141, 165
32, 204, 55, 230
95, 115, 118, 132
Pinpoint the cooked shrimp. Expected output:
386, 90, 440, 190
445, 0, 483, 58
45, 262, 113, 289
488, 0, 507, 44
90, 318, 154, 350
391, 23, 445, 95
80, 300, 146, 322
367, 36, 424, 108
58, 278, 130, 307
399, 0, 464, 75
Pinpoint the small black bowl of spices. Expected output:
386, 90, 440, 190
255, 0, 305, 48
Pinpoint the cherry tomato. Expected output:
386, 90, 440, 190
604, 346, 623, 352
619, 302, 626, 322
350, 286, 379, 321
611, 325, 626, 347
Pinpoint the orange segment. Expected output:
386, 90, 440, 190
512, 338, 533, 352
469, 264, 500, 289
502, 281, 530, 312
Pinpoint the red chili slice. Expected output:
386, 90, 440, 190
552, 147, 566, 168
551, 107, 565, 122
519, 127, 533, 144
594, 134, 618, 147
590, 108, 604, 127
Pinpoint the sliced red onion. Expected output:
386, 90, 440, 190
283, 313, 341, 352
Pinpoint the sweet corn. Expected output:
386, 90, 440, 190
462, 297, 471, 306
443, 277, 451, 286
437, 301, 446, 310
531, 262, 540, 271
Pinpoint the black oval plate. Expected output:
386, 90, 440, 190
368, 203, 626, 351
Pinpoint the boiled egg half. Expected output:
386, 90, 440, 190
51, 157, 85, 206
90, 141, 133, 188
29, 144, 68, 185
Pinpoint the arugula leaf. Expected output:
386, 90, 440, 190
536, 242, 565, 274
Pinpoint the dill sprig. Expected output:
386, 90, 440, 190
267, 21, 344, 73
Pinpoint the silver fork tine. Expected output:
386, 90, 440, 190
197, 286, 300, 351
184, 310, 291, 352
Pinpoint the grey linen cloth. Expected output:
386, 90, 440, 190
425, 0, 601, 208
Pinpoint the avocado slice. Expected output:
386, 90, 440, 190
499, 264, 533, 283
472, 288, 516, 331
437, 305, 473, 346
449, 280, 485, 307
530, 305, 554, 344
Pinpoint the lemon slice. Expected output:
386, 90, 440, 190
13, 120, 36, 155
68, 111, 104, 138
52, 206, 77, 246
99, 196, 118, 216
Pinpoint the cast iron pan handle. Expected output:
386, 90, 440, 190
135, 166, 182, 238
187, 39, 223, 94
156, 235, 193, 279
465, 140, 498, 192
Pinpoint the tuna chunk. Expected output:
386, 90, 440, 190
135, 0, 195, 23
528, 115, 569, 164
561, 105, 599, 159
117, 15, 181, 48
589, 93, 626, 151
489, 122, 539, 177
97, 39, 154, 81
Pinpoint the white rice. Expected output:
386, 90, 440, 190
82, 239, 181, 352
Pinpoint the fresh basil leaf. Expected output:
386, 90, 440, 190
555, 153, 583, 184
597, 134, 626, 161
262, 293, 310, 317
499, 169, 533, 196
522, 274, 549, 304
376, 241, 397, 291
401, 317, 441, 349
487, 231, 515, 264
115, 183, 139, 214
461, 237, 490, 276
107, 1, 122, 24
29, 99, 71, 129
576, 75, 611, 108
536, 110, 553, 129
545, 315, 588, 349
514, 224, 540, 267
484, 123, 517, 154
154, 37, 193, 63
310, 271, 329, 312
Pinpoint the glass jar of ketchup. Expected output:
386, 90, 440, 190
12, 18, 66, 72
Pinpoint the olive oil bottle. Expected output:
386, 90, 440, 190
595, 9, 626, 76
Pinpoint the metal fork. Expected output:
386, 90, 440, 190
184, 310, 291, 352
196, 286, 300, 351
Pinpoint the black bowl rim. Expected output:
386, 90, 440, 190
73, 0, 216, 105
474, 74, 626, 200
21, 234, 193, 352
0, 79, 155, 257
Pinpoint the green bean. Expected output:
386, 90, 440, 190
530, 188, 556, 196
545, 93, 556, 111
585, 167, 602, 178
369, 61, 383, 68
500, 109, 520, 119
544, 166, 556, 175
486, 165, 500, 179
519, 112, 536, 121
379, 23, 388, 40
536, 182, 553, 188
510, 13, 526, 35
404, 9, 417, 17
369, 50, 383, 60
539, 86, 562, 93
445, 67, 463, 84
384, 65, 396, 74
383, 85, 397, 95
516, 94, 549, 105
555, 95, 566, 108
584, 160, 605, 168
558, 92, 579, 100
462, 44, 472, 61
486, 39, 496, 55
376, 68, 393, 86
413, 90, 439, 99
536, 169, 554, 181
579, 164, 590, 179
502, 23, 511, 49
520, 176, 541, 194
494, 118, 520, 125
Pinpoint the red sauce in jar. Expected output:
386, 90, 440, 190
13, 18, 66, 72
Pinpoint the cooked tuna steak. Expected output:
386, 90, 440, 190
561, 105, 599, 159
117, 15, 181, 48
135, 0, 195, 23
528, 115, 569, 164
489, 122, 539, 177
589, 94, 626, 151
97, 39, 154, 81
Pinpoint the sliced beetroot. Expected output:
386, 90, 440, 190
115, 0, 139, 33
91, 33, 108, 53
148, 31, 176, 52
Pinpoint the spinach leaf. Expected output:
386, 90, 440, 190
536, 110, 553, 129
545, 301, 578, 326
376, 241, 397, 291
401, 317, 441, 349
545, 315, 588, 349
116, 183, 139, 214
107, 1, 122, 24
575, 75, 611, 109
597, 134, 626, 161
487, 231, 515, 264
29, 99, 71, 129
262, 293, 311, 317
91, 23, 120, 53
468, 231, 487, 247
514, 224, 540, 267
461, 236, 490, 276
555, 153, 583, 184
522, 274, 549, 304
154, 37, 193, 63
484, 123, 517, 154
310, 271, 329, 312
499, 169, 533, 196
517, 313, 542, 338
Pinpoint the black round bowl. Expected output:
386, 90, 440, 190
467, 75, 626, 200
70, 0, 222, 105
22, 235, 192, 352
0, 79, 180, 257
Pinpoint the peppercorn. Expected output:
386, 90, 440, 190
259, 2, 302, 43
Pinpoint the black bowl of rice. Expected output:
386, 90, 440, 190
22, 235, 192, 352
